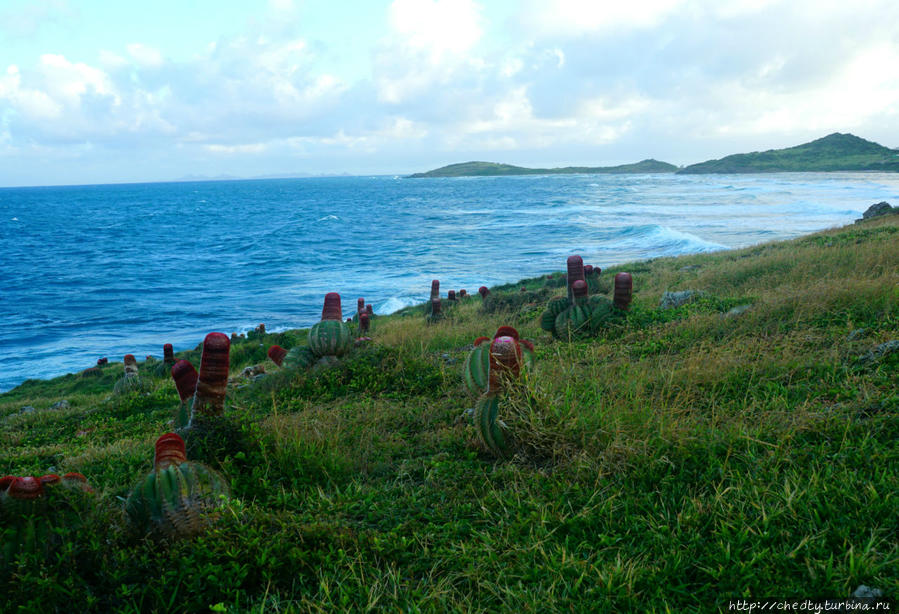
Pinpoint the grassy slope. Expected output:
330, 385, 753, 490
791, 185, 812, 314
1, 217, 897, 613
408, 159, 678, 178
679, 133, 899, 174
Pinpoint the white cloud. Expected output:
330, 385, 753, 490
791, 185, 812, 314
126, 44, 165, 68
521, 0, 684, 36
203, 143, 267, 154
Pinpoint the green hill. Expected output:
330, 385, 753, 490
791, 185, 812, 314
678, 132, 899, 174
409, 158, 678, 178
1, 214, 897, 611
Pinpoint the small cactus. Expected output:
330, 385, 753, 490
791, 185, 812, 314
478, 286, 489, 299
115, 354, 147, 394
566, 255, 586, 303
469, 332, 535, 458
613, 273, 633, 310
1, 472, 93, 567
359, 312, 370, 334
463, 326, 535, 397
97, 357, 108, 366
283, 346, 316, 369
366, 304, 374, 316
430, 280, 440, 302
163, 343, 175, 365
171, 359, 198, 429
426, 298, 444, 324
448, 290, 457, 301
190, 333, 230, 422
267, 345, 288, 366
459, 289, 468, 298
124, 433, 230, 540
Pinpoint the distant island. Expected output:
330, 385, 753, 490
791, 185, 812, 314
678, 132, 899, 174
410, 133, 899, 178
408, 159, 678, 178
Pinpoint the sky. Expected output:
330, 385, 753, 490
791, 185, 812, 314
1, 0, 898, 186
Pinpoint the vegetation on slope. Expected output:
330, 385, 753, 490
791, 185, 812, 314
409, 159, 677, 178
1, 216, 897, 612
678, 132, 899, 174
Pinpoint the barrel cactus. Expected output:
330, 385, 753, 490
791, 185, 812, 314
283, 345, 316, 369
613, 272, 633, 310
189, 333, 230, 424
470, 333, 534, 458
478, 286, 489, 299
309, 293, 352, 358
426, 297, 444, 324
171, 359, 198, 429
463, 326, 535, 397
1, 472, 93, 567
115, 354, 148, 394
155, 343, 176, 376
124, 432, 230, 540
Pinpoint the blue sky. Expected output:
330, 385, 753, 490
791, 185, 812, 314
1, 0, 898, 186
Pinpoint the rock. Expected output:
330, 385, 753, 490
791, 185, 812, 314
241, 364, 266, 379
659, 290, 705, 309
856, 201, 896, 222
50, 400, 70, 410
251, 373, 267, 382
852, 585, 883, 602
20, 406, 36, 414
857, 340, 899, 365
862, 201, 894, 219
725, 304, 752, 317
847, 328, 867, 341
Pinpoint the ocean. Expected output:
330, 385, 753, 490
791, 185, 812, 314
1, 171, 897, 393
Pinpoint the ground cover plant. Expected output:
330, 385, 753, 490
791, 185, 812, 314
0, 216, 896, 612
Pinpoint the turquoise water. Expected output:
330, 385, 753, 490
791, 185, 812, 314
1, 172, 897, 392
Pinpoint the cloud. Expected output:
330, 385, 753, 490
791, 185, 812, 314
126, 44, 165, 68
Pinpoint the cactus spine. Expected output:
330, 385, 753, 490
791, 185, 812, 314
124, 433, 230, 539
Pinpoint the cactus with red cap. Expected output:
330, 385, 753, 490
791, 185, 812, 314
154, 343, 177, 376
463, 327, 535, 397
478, 286, 489, 299
124, 432, 230, 539
171, 359, 199, 428
188, 333, 230, 424
613, 272, 633, 310
309, 293, 352, 358
426, 297, 444, 324
115, 353, 149, 394
468, 332, 535, 458
268, 345, 288, 366
1, 472, 93, 567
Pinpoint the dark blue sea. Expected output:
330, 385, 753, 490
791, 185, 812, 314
2, 172, 898, 392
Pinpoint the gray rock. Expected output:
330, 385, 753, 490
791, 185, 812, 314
726, 304, 752, 317
251, 373, 268, 382
852, 585, 883, 601
659, 290, 705, 309
858, 340, 899, 364
862, 201, 894, 219
20, 406, 36, 414
847, 328, 867, 341
50, 400, 70, 410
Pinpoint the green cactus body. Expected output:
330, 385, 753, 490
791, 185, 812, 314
462, 339, 492, 396
308, 320, 352, 358
587, 296, 619, 330
540, 297, 570, 332
114, 373, 148, 394
283, 346, 316, 369
553, 303, 594, 339
475, 395, 510, 458
125, 459, 229, 539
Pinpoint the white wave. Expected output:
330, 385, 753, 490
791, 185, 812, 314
613, 224, 728, 256
379, 296, 421, 314
317, 215, 340, 221
11, 217, 18, 221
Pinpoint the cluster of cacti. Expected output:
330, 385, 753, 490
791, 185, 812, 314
1, 472, 93, 566
463, 327, 535, 457
124, 433, 230, 539
97, 357, 108, 366
114, 354, 149, 394
268, 293, 353, 370
540, 256, 632, 340
246, 323, 266, 339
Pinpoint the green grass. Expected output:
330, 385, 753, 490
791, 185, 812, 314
1, 216, 897, 613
